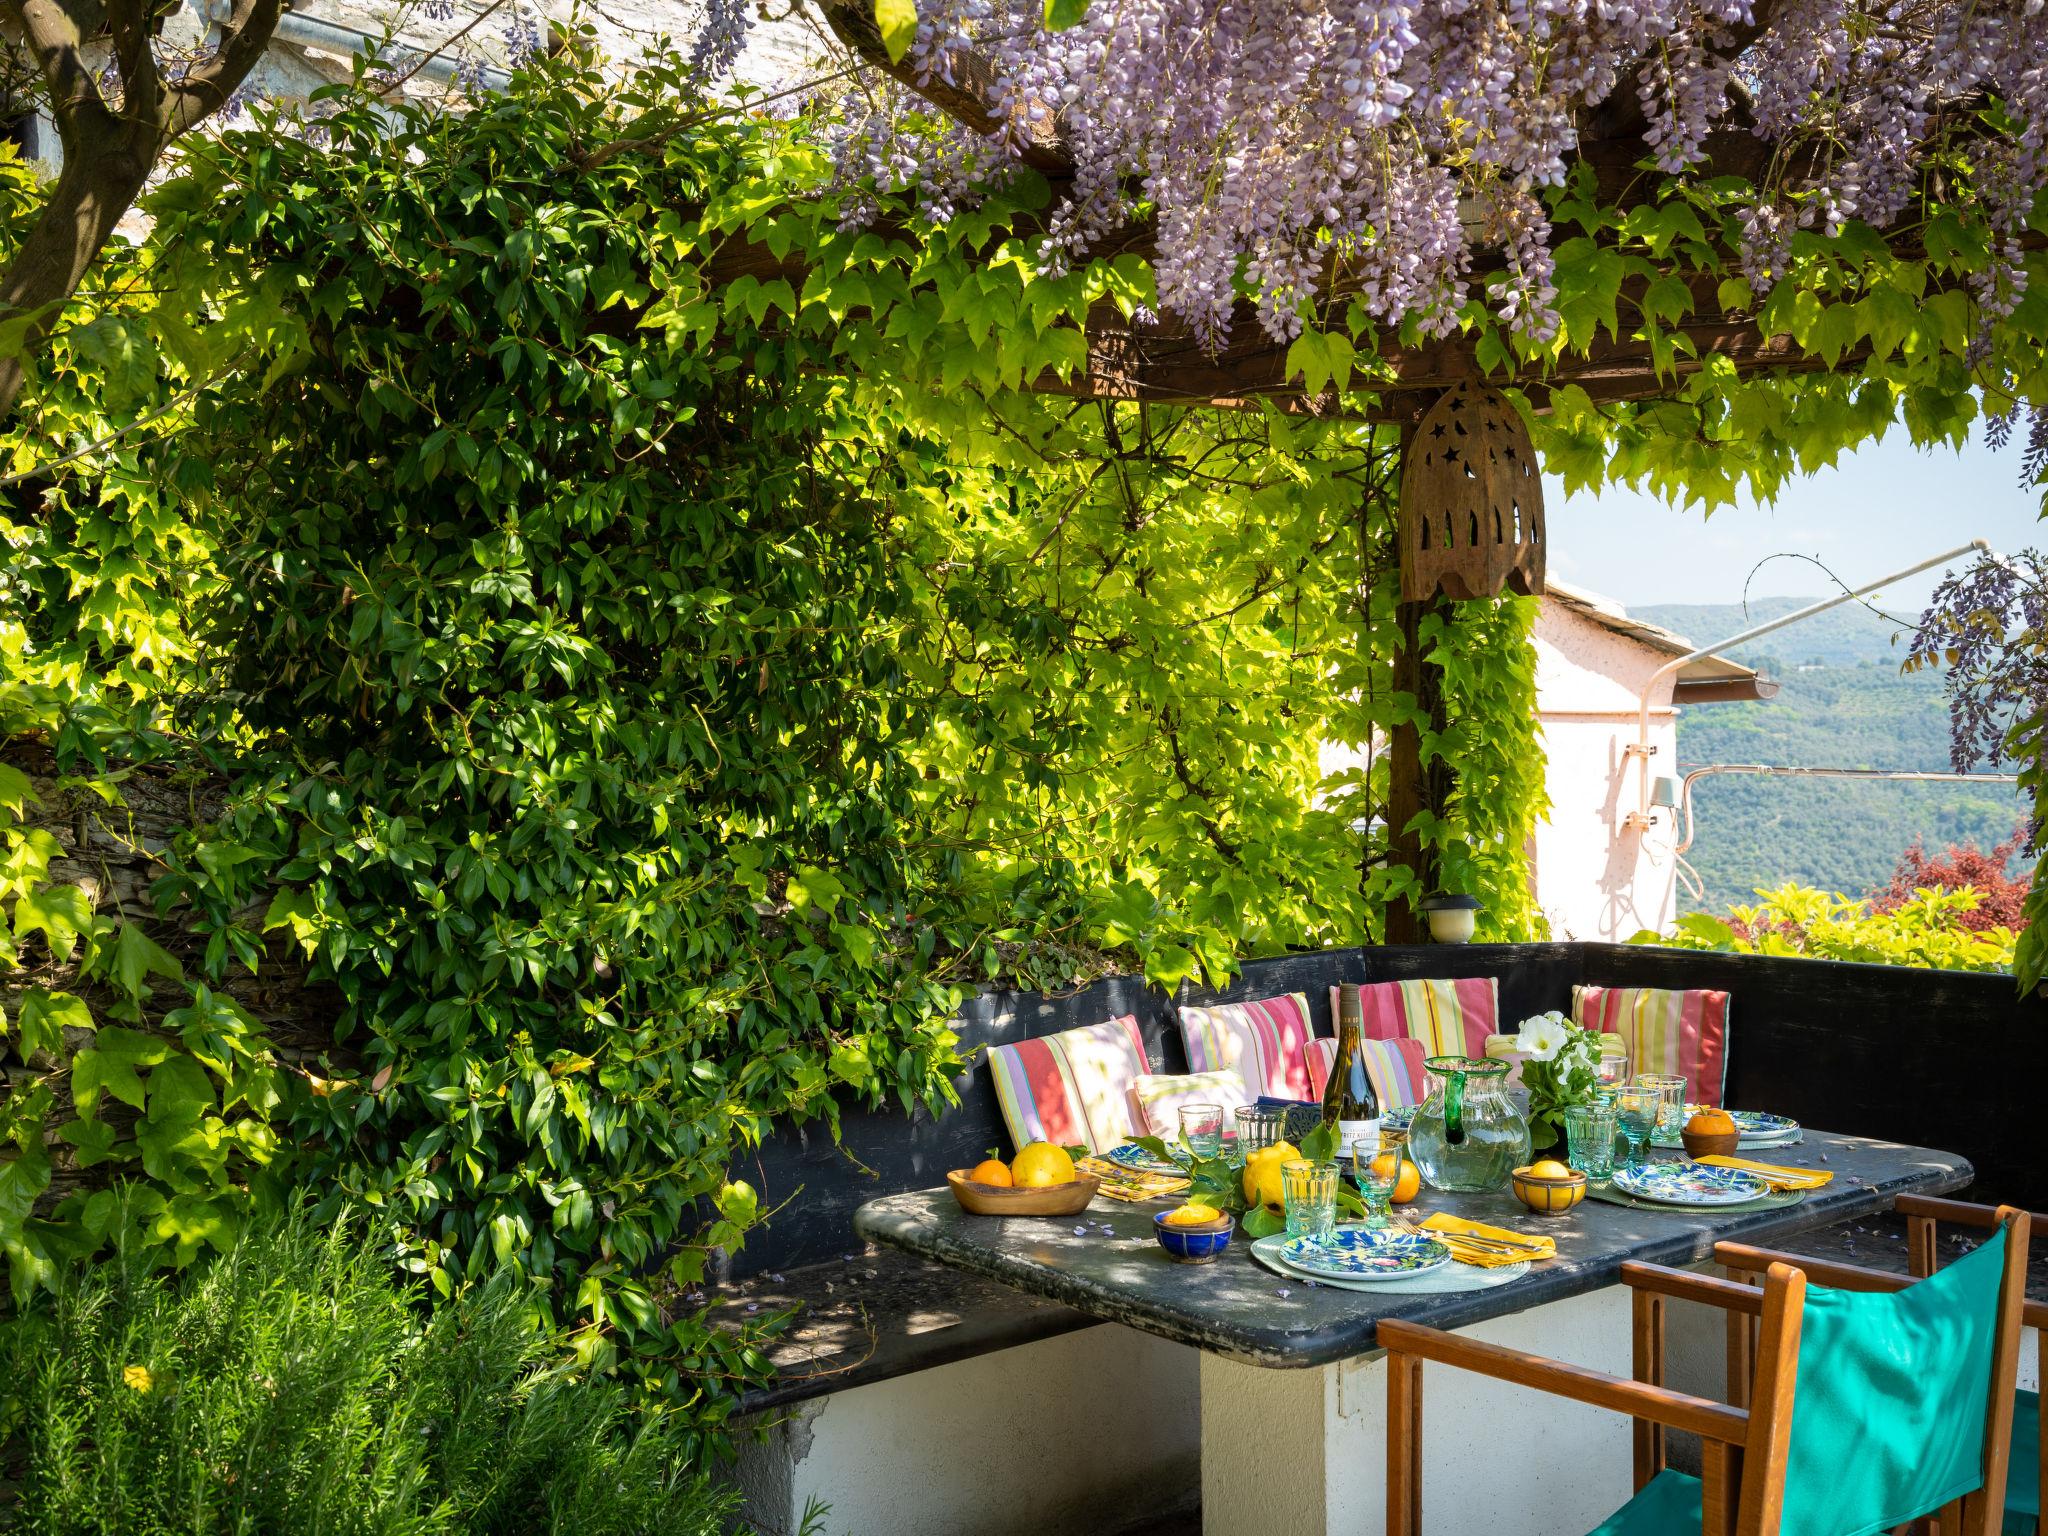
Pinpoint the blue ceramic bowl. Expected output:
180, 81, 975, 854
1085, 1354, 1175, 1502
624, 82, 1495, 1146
1153, 1210, 1234, 1264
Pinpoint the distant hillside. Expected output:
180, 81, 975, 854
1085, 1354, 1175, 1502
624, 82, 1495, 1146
1633, 599, 2028, 911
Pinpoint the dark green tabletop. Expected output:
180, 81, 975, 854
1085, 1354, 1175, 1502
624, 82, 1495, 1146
850, 1131, 1972, 1368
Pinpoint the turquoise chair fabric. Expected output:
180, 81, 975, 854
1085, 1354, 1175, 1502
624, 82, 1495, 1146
1778, 1226, 2007, 1536
1586, 1468, 1702, 1533
2005, 1387, 2039, 1534
1583, 1228, 2009, 1536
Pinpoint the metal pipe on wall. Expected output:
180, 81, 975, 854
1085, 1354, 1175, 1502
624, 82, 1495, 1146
1674, 762, 2023, 855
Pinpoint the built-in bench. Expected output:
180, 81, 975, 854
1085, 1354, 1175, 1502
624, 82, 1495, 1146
722, 940, 2042, 1534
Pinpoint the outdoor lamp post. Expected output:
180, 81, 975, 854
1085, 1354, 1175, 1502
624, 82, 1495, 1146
1418, 893, 1482, 943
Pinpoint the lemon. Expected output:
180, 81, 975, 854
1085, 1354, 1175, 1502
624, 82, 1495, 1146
1528, 1158, 1574, 1180
1240, 1140, 1301, 1209
1010, 1142, 1077, 1187
1162, 1203, 1223, 1227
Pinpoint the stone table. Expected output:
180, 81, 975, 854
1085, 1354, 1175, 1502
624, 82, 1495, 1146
853, 1131, 1972, 1536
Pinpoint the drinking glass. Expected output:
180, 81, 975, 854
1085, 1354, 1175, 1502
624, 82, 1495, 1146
1613, 1086, 1659, 1171
1562, 1103, 1618, 1179
1636, 1074, 1688, 1137
1179, 1102, 1224, 1160
1235, 1104, 1287, 1155
1349, 1136, 1410, 1228
1594, 1048, 1629, 1091
1281, 1159, 1339, 1242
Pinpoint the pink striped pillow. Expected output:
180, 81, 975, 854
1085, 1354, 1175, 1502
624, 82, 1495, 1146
1176, 992, 1314, 1101
1304, 1034, 1430, 1109
1329, 978, 1497, 1058
986, 1015, 1150, 1154
1573, 985, 1730, 1106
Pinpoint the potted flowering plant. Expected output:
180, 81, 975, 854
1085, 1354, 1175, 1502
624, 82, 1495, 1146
1516, 1010, 1602, 1152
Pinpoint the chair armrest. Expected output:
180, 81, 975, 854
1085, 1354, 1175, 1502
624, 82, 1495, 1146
1375, 1317, 1751, 1447
1713, 1242, 1916, 1294
1895, 1194, 2048, 1238
1622, 1260, 1764, 1315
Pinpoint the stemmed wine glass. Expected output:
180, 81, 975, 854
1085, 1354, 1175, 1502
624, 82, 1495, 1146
1613, 1086, 1659, 1171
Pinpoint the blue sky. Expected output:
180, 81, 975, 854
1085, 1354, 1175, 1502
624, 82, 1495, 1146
1543, 431, 2043, 614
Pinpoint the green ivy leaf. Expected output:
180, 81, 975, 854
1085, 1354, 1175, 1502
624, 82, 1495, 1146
72, 1027, 171, 1113
13, 883, 91, 962
874, 0, 918, 62
57, 1116, 122, 1167
16, 988, 91, 1060
109, 923, 183, 1001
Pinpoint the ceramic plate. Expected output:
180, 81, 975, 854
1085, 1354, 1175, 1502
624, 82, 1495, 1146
1278, 1226, 1452, 1281
1611, 1161, 1769, 1206
1651, 1108, 1800, 1150
1381, 1106, 1416, 1133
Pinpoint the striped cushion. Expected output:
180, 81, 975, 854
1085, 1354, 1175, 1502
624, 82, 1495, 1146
1177, 993, 1315, 1101
1304, 1034, 1430, 1109
1129, 1068, 1253, 1137
987, 1015, 1150, 1154
1329, 978, 1497, 1058
1572, 985, 1730, 1107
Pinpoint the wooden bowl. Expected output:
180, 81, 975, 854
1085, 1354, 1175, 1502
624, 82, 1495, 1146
946, 1169, 1100, 1217
1511, 1165, 1588, 1216
1681, 1127, 1740, 1160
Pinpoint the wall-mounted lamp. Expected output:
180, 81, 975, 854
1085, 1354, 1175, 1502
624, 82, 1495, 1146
1650, 776, 1680, 811
1418, 893, 1482, 944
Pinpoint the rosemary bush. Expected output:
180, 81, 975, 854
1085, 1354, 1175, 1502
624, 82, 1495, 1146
0, 1213, 738, 1535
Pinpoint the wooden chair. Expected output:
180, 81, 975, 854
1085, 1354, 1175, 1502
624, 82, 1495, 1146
1380, 1207, 2032, 1536
1898, 1196, 2045, 1536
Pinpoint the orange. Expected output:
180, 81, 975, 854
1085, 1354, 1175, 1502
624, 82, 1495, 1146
967, 1158, 1013, 1187
1010, 1142, 1076, 1187
1687, 1107, 1737, 1136
1371, 1152, 1422, 1205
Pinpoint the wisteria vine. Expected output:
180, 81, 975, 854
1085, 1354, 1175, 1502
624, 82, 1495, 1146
819, 0, 2048, 354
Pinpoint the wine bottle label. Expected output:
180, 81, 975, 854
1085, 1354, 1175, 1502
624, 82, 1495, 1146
1336, 1117, 1380, 1156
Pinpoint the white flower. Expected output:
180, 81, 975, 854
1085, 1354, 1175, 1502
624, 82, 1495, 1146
1518, 1015, 1569, 1062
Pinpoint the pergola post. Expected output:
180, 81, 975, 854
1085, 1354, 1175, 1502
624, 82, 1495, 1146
1385, 589, 1455, 945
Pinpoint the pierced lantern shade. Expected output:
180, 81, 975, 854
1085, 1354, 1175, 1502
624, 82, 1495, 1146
1399, 381, 1545, 602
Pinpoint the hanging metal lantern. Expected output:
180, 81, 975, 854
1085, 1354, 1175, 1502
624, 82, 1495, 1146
1398, 381, 1546, 602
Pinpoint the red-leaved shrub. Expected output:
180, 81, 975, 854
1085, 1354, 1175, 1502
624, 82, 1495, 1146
1868, 825, 2032, 931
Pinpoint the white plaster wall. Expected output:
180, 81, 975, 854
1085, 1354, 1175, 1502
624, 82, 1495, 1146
1201, 1285, 1637, 1536
731, 1322, 1200, 1536
1532, 602, 1684, 942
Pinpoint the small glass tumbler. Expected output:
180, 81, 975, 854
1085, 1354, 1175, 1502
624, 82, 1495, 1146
1281, 1159, 1339, 1242
1613, 1086, 1659, 1170
1594, 1048, 1629, 1091
1349, 1137, 1410, 1227
1179, 1102, 1224, 1161
1562, 1103, 1618, 1180
1235, 1104, 1287, 1155
1637, 1074, 1688, 1137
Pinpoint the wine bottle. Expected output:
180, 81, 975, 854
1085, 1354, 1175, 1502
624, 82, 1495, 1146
1322, 986, 1380, 1158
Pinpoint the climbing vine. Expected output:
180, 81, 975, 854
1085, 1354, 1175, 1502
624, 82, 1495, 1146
1, 16, 2039, 1439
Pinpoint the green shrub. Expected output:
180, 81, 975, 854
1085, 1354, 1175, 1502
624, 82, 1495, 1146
1634, 883, 2016, 974
0, 1210, 739, 1535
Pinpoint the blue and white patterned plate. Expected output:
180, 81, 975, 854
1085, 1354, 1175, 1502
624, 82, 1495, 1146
1650, 1108, 1799, 1150
1382, 1106, 1416, 1134
1278, 1226, 1452, 1281
1611, 1161, 1769, 1207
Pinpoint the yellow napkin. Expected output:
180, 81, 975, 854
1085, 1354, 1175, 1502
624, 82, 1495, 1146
1417, 1212, 1557, 1268
1075, 1156, 1191, 1203
1696, 1155, 1832, 1191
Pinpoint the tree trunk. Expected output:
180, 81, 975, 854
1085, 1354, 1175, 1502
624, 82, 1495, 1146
1385, 593, 1456, 944
0, 139, 155, 417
